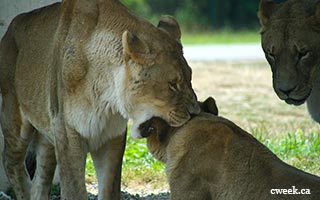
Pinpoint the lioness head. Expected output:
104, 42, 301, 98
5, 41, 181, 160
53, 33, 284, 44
258, 0, 320, 105
121, 16, 200, 138
139, 96, 218, 139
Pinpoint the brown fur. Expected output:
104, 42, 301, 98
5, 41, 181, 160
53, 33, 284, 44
0, 0, 200, 199
258, 0, 320, 123
143, 101, 320, 200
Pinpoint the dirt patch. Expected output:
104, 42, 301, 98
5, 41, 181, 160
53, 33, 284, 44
49, 191, 170, 200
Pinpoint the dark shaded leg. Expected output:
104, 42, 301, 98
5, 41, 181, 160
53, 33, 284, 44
2, 106, 34, 200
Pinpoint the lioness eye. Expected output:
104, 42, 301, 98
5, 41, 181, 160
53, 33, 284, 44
266, 52, 275, 62
298, 50, 309, 60
169, 81, 179, 91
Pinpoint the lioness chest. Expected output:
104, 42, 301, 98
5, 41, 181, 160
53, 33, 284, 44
65, 95, 127, 149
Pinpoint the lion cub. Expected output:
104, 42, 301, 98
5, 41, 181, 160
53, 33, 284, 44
140, 97, 320, 200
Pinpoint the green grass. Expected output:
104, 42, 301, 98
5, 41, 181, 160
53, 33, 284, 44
85, 154, 97, 183
85, 133, 165, 185
181, 30, 261, 45
121, 134, 167, 189
85, 132, 167, 191
252, 128, 320, 175
122, 136, 164, 173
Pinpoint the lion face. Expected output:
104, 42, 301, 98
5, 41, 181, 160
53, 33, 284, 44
139, 96, 218, 162
259, 0, 320, 105
121, 16, 200, 138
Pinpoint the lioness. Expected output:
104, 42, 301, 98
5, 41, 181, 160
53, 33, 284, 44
141, 97, 320, 200
0, 0, 200, 199
258, 0, 320, 122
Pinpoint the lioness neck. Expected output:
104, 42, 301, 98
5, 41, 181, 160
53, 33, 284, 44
84, 0, 155, 117
86, 0, 154, 65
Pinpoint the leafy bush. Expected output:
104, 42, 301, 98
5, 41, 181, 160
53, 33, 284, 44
122, 0, 260, 31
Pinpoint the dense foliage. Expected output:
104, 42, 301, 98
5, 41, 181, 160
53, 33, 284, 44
122, 0, 262, 31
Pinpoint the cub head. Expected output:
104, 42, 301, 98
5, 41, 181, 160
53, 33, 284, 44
258, 0, 320, 105
122, 16, 200, 138
139, 96, 218, 162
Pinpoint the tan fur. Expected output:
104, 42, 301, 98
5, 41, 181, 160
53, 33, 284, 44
146, 113, 320, 199
258, 0, 320, 123
0, 0, 200, 199
0, 93, 10, 193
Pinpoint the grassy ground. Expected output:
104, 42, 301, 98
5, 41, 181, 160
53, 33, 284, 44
85, 60, 320, 194
181, 30, 261, 44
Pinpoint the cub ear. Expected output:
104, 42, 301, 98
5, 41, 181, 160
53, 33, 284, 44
122, 30, 154, 65
157, 15, 181, 41
199, 97, 218, 116
258, 0, 278, 26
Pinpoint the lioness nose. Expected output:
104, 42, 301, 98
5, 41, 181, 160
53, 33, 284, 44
275, 71, 298, 97
188, 102, 201, 115
278, 87, 295, 97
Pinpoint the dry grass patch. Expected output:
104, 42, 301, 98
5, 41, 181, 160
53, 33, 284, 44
191, 60, 319, 134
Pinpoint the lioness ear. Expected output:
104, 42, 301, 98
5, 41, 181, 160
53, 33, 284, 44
157, 15, 181, 41
314, 1, 320, 18
122, 30, 154, 65
258, 0, 278, 26
306, 1, 320, 31
199, 97, 218, 116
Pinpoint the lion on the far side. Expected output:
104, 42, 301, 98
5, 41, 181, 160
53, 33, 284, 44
258, 0, 320, 123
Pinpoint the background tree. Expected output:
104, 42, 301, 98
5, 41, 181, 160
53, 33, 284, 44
122, 0, 265, 31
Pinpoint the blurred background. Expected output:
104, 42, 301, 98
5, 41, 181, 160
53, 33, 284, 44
123, 0, 260, 31
0, 0, 289, 37
0, 0, 319, 197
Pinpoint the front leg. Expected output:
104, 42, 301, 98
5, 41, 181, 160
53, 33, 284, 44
91, 128, 127, 200
54, 123, 87, 200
